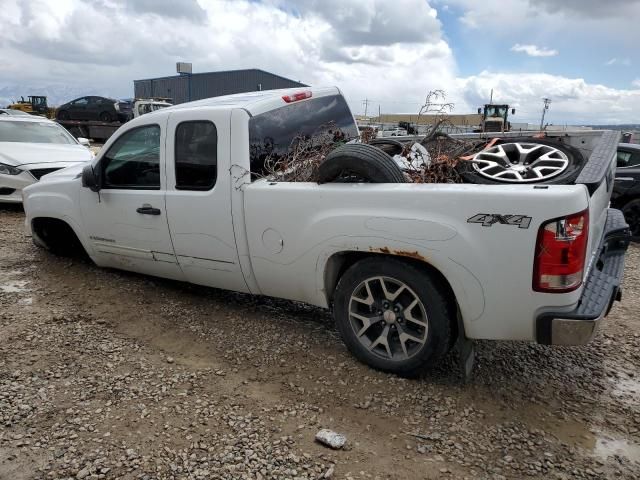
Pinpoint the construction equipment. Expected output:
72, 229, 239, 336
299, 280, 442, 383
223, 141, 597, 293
7, 96, 55, 118
476, 103, 516, 133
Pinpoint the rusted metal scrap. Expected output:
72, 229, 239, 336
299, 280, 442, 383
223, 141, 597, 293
401, 136, 489, 183
264, 124, 490, 184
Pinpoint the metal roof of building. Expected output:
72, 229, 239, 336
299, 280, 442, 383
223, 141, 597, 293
133, 69, 308, 105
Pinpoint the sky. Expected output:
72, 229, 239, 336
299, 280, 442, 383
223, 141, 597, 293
0, 0, 639, 125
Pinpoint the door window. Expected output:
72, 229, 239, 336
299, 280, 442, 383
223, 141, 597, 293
102, 125, 161, 189
617, 150, 640, 168
73, 98, 88, 106
174, 121, 218, 190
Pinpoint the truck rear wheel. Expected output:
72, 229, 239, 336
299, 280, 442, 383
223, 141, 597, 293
333, 257, 452, 375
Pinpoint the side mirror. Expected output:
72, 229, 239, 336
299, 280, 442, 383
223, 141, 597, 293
477, 108, 482, 115
511, 108, 516, 115
81, 164, 100, 192
77, 137, 90, 147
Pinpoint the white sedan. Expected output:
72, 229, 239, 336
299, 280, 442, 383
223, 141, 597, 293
0, 116, 93, 203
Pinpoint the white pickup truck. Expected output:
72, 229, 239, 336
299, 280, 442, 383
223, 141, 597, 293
22, 87, 630, 375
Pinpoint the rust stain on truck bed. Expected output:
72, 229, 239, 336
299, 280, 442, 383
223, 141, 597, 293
370, 247, 426, 262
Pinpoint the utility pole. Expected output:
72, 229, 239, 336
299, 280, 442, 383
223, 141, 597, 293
362, 98, 371, 117
540, 98, 551, 130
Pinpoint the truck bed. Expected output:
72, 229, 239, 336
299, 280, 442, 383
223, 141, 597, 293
241, 129, 620, 343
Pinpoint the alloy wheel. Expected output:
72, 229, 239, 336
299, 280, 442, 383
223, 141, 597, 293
472, 142, 570, 183
348, 276, 428, 361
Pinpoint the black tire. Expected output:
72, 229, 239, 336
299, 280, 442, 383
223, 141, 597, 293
369, 138, 405, 156
621, 198, 640, 240
333, 257, 453, 375
458, 137, 585, 185
317, 144, 406, 183
99, 111, 112, 122
32, 218, 87, 258
57, 110, 69, 120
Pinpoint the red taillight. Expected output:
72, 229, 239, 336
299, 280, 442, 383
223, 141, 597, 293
282, 91, 312, 103
533, 209, 589, 293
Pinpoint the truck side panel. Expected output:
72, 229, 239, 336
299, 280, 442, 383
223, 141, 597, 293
243, 181, 590, 342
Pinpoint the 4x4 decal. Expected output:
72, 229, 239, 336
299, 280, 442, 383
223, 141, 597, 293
467, 213, 532, 229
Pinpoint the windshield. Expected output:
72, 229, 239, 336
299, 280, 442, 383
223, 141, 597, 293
486, 106, 507, 118
0, 120, 77, 144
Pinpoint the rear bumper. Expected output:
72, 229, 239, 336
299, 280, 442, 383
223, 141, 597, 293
536, 208, 631, 345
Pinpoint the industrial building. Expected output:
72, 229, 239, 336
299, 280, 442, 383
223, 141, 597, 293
133, 69, 307, 105
371, 113, 482, 127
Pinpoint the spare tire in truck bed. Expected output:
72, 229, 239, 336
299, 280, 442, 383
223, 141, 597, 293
457, 137, 585, 185
368, 138, 405, 156
317, 143, 407, 184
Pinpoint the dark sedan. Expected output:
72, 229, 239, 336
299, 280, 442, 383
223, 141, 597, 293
612, 143, 640, 239
56, 96, 126, 123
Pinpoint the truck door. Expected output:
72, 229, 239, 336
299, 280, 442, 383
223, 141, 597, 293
79, 121, 184, 281
164, 109, 249, 293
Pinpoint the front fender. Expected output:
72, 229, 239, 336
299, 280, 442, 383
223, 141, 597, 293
24, 185, 96, 258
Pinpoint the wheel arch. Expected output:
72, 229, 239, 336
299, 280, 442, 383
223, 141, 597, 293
31, 216, 92, 258
323, 250, 463, 338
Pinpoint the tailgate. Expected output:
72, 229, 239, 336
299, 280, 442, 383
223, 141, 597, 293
574, 130, 620, 277
536, 208, 630, 345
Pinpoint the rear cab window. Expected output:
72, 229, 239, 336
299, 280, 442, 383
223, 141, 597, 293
249, 94, 358, 179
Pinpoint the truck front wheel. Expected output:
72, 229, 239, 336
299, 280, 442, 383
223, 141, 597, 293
333, 257, 453, 375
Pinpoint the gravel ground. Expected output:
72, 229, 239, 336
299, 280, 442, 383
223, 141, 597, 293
1, 204, 639, 480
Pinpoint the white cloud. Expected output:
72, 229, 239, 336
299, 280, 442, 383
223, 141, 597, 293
633, 79, 640, 88
0, 0, 458, 116
459, 71, 640, 124
605, 58, 631, 66
529, 0, 640, 18
0, 0, 638, 124
440, 0, 640, 45
511, 44, 558, 57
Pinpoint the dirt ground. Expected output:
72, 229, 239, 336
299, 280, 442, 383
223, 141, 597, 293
1, 204, 639, 480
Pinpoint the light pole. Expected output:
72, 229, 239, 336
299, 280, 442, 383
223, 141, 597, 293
540, 98, 551, 130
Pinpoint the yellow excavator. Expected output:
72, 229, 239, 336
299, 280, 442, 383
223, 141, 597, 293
7, 96, 56, 118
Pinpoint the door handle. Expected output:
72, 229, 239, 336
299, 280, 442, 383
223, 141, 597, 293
615, 177, 635, 182
136, 204, 161, 215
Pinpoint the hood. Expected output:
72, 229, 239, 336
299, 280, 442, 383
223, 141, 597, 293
0, 142, 93, 167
